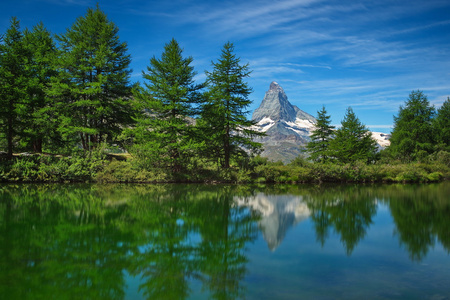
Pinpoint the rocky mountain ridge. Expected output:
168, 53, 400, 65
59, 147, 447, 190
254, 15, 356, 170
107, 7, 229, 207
251, 82, 316, 163
252, 82, 316, 124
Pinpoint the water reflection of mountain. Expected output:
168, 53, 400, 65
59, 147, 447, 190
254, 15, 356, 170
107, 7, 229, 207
236, 194, 310, 251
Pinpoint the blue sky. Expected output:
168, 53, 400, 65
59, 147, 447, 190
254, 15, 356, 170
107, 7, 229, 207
2, 0, 450, 133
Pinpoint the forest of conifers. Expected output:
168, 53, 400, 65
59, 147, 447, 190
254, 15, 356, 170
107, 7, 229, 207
1, 6, 449, 183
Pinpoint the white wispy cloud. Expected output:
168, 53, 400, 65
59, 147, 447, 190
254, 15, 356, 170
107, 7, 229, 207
281, 63, 331, 70
128, 0, 449, 72
180, 0, 323, 30
123, 0, 449, 120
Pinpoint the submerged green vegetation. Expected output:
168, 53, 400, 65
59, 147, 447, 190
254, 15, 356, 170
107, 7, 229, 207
1, 5, 449, 183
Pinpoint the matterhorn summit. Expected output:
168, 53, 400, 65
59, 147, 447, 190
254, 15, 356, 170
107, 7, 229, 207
253, 82, 298, 123
251, 82, 316, 163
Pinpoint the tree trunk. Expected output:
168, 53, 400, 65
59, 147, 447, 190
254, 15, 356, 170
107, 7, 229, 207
224, 122, 230, 168
32, 138, 43, 153
80, 133, 87, 151
7, 100, 14, 159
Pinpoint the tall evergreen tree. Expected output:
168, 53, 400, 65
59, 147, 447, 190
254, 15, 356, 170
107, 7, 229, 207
330, 107, 377, 163
48, 5, 133, 151
306, 105, 335, 162
129, 39, 203, 172
201, 42, 263, 169
388, 90, 435, 161
0, 17, 30, 158
434, 97, 450, 150
22, 23, 58, 152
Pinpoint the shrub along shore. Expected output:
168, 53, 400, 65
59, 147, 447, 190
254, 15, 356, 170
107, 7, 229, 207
1, 150, 449, 184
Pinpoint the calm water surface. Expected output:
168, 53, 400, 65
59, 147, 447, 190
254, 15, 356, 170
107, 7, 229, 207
0, 182, 449, 299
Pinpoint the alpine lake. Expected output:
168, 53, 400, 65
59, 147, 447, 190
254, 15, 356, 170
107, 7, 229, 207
1, 181, 449, 300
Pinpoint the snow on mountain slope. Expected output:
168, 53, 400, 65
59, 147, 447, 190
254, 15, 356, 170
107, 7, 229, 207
371, 132, 391, 148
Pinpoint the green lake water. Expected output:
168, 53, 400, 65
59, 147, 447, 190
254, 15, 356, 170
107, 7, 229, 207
1, 182, 449, 299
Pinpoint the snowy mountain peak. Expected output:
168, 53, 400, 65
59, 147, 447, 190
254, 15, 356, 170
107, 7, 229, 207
251, 82, 316, 162
269, 81, 283, 92
252, 82, 306, 123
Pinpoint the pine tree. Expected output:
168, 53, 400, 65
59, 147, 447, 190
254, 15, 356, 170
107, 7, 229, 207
389, 90, 435, 161
330, 107, 377, 163
201, 42, 263, 169
434, 97, 450, 150
129, 39, 203, 172
306, 105, 335, 162
0, 17, 30, 158
22, 23, 58, 152
48, 5, 133, 151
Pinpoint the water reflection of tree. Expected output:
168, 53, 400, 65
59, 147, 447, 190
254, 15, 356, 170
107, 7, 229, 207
125, 185, 196, 300
124, 185, 258, 300
305, 185, 377, 255
0, 184, 131, 300
381, 183, 450, 261
0, 184, 258, 300
304, 182, 450, 260
192, 186, 259, 300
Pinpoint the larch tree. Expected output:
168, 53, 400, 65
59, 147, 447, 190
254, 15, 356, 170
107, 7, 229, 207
0, 17, 30, 158
22, 22, 58, 153
330, 107, 377, 163
388, 90, 435, 161
306, 105, 335, 162
200, 42, 263, 169
129, 38, 203, 172
48, 5, 133, 151
433, 97, 450, 151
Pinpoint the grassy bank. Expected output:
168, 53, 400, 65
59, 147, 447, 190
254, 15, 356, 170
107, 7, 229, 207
1, 150, 449, 184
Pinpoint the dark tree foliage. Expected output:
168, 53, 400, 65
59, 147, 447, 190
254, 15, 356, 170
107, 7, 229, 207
306, 105, 335, 162
200, 42, 263, 169
434, 97, 450, 150
330, 107, 377, 163
129, 38, 203, 172
22, 23, 58, 152
49, 5, 133, 151
389, 90, 435, 161
0, 17, 30, 158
